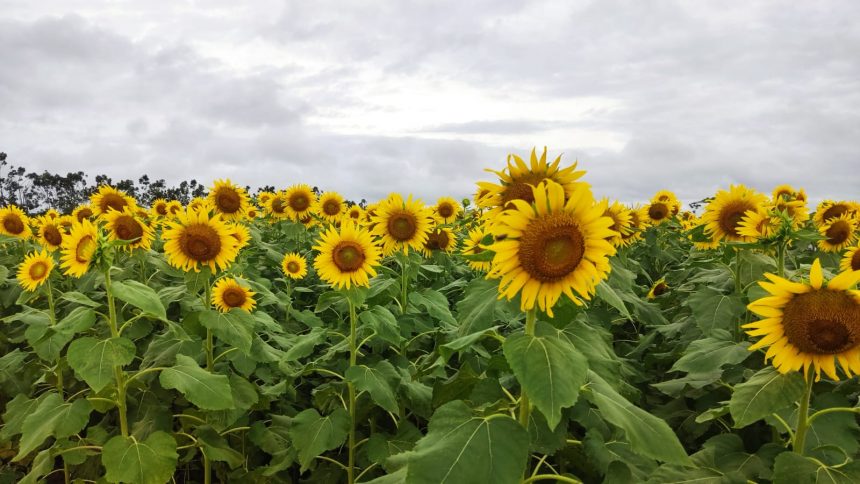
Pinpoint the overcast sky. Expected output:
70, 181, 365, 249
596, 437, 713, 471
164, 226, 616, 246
2, 1, 858, 205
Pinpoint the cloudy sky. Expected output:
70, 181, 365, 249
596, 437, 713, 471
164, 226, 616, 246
2, 1, 858, 205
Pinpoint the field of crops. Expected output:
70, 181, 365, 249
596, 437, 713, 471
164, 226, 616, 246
1, 148, 859, 483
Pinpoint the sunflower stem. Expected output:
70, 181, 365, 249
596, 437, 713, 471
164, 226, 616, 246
46, 277, 65, 396
518, 307, 537, 475
400, 253, 409, 315
792, 374, 814, 454
104, 268, 129, 438
776, 240, 787, 278
204, 283, 214, 371
347, 297, 358, 484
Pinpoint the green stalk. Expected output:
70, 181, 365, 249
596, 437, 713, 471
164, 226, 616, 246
400, 255, 409, 315
792, 375, 814, 454
776, 240, 787, 278
46, 277, 64, 396
518, 309, 537, 429
204, 454, 211, 484
347, 298, 358, 484
204, 283, 214, 370
104, 269, 129, 437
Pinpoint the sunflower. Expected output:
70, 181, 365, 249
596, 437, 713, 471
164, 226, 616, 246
601, 200, 633, 247
57, 215, 75, 233
433, 197, 462, 224
818, 214, 857, 253
315, 192, 346, 223
421, 227, 457, 257
72, 205, 94, 223
841, 244, 860, 273
227, 222, 251, 250
265, 191, 291, 220
211, 277, 256, 313
773, 197, 809, 228
647, 278, 669, 299
652, 190, 681, 216
346, 205, 364, 223
745, 259, 860, 381
43, 209, 60, 220
462, 227, 492, 272
209, 179, 250, 221
162, 209, 240, 272
90, 185, 136, 217
814, 200, 856, 227
257, 191, 274, 207
246, 206, 259, 219
186, 198, 206, 214
60, 219, 99, 277
619, 205, 647, 247
737, 208, 780, 240
297, 213, 318, 229
477, 147, 586, 220
151, 199, 169, 218
701, 185, 768, 243
489, 180, 617, 317
282, 252, 308, 279
313, 220, 381, 289
17, 250, 54, 292
103, 208, 154, 251
370, 194, 434, 256
644, 200, 673, 225
36, 216, 65, 251
284, 184, 317, 220
772, 184, 798, 202
0, 205, 31, 239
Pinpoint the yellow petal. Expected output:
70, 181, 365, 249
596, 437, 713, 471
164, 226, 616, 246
828, 269, 860, 291
810, 259, 823, 289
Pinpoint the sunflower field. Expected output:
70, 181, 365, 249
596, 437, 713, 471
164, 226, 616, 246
1, 148, 860, 484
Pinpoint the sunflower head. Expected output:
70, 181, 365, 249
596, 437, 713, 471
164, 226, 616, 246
209, 179, 250, 221
370, 194, 434, 256
211, 277, 256, 313
60, 219, 100, 278
462, 227, 492, 272
618, 205, 646, 247
152, 199, 170, 218
0, 205, 32, 239
186, 198, 207, 214
746, 259, 860, 381
246, 206, 259, 219
651, 190, 681, 216
36, 215, 65, 250
840, 245, 860, 273
647, 278, 669, 299
103, 208, 154, 251
601, 200, 633, 247
265, 192, 290, 220
227, 222, 251, 250
313, 220, 381, 289
17, 249, 55, 292
315, 192, 346, 223
737, 208, 781, 241
489, 180, 617, 317
702, 185, 768, 243
72, 205, 94, 223
434, 197, 462, 224
818, 213, 858, 253
162, 209, 240, 273
814, 200, 856, 227
282, 252, 308, 279
346, 205, 364, 223
771, 184, 799, 202
257, 191, 274, 206
421, 227, 457, 257
285, 184, 317, 220
90, 185, 136, 217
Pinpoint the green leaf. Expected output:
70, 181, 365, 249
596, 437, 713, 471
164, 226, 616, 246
14, 393, 92, 461
159, 354, 234, 410
671, 336, 750, 374
585, 371, 691, 465
360, 305, 404, 345
282, 327, 327, 363
197, 426, 245, 469
687, 287, 746, 335
55, 306, 97, 334
199, 309, 255, 355
729, 367, 805, 428
503, 325, 587, 429
596, 281, 632, 320
392, 400, 528, 484
67, 337, 136, 392
455, 278, 502, 335
19, 449, 53, 484
773, 451, 860, 484
102, 431, 178, 484
289, 407, 350, 472
0, 393, 49, 441
346, 361, 400, 413
61, 291, 101, 308
409, 289, 456, 326
111, 279, 168, 321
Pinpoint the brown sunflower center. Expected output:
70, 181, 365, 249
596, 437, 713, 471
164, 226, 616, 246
425, 229, 450, 251
387, 212, 417, 241
852, 250, 860, 271
100, 194, 128, 213
718, 201, 755, 237
825, 220, 851, 245
289, 193, 310, 212
286, 261, 301, 273
169, 204, 181, 215
76, 208, 93, 222
2, 215, 25, 235
215, 188, 241, 214
299, 215, 313, 225
29, 261, 49, 280
652, 282, 668, 296
349, 210, 361, 219
332, 241, 365, 272
438, 203, 454, 219
271, 197, 286, 214
518, 213, 586, 282
222, 287, 246, 308
782, 289, 860, 355
156, 204, 168, 216
822, 204, 848, 222
648, 202, 669, 221
323, 200, 341, 216
179, 224, 222, 262
43, 224, 63, 246
114, 216, 143, 241
75, 235, 96, 263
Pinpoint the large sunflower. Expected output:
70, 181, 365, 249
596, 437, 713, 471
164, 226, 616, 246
814, 200, 857, 227
162, 209, 240, 272
421, 227, 457, 257
370, 194, 434, 255
745, 259, 860, 381
315, 191, 346, 224
60, 219, 99, 277
433, 197, 462, 224
841, 244, 860, 273
284, 184, 317, 220
818, 213, 857, 253
462, 227, 492, 272
0, 205, 31, 239
313, 220, 381, 289
737, 208, 780, 241
476, 147, 586, 219
17, 249, 55, 292
209, 179, 250, 221
489, 180, 617, 317
701, 185, 768, 243
36, 216, 65, 251
282, 252, 308, 280
211, 277, 256, 313
103, 208, 154, 251
90, 185, 136, 217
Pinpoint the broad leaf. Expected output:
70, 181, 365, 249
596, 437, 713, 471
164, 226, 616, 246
346, 361, 400, 413
455, 278, 502, 335
289, 408, 350, 472
159, 354, 234, 410
102, 431, 178, 484
360, 305, 404, 345
14, 393, 92, 461
67, 337, 136, 392
199, 308, 255, 355
687, 287, 745, 335
111, 279, 168, 321
729, 367, 805, 428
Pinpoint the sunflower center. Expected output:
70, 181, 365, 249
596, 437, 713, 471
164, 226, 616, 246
349, 210, 361, 219
271, 197, 286, 214
332, 242, 365, 272
518, 213, 585, 282
502, 182, 537, 208
180, 224, 222, 262
76, 208, 93, 222
286, 261, 301, 273
323, 200, 341, 216
222, 288, 246, 308
29, 261, 49, 280
114, 216, 143, 241
156, 204, 168, 216
425, 230, 450, 251
101, 194, 128, 213
782, 289, 860, 355
299, 215, 313, 225
289, 193, 310, 212
2, 215, 25, 235
825, 220, 851, 245
648, 203, 669, 221
822, 204, 848, 222
75, 235, 96, 263
438, 203, 454, 219
216, 189, 241, 213
43, 225, 63, 246
718, 201, 755, 237
387, 212, 417, 241
653, 282, 668, 296
852, 250, 860, 271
